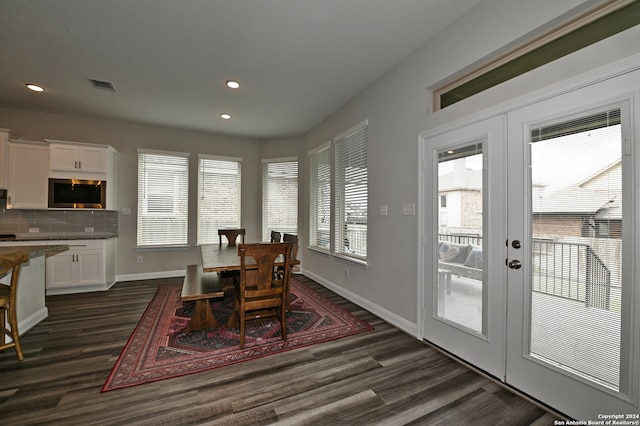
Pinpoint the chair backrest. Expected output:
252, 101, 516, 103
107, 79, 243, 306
282, 233, 298, 261
270, 231, 282, 243
218, 228, 246, 247
0, 251, 30, 300
238, 242, 291, 292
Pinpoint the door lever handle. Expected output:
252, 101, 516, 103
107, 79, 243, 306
508, 259, 522, 269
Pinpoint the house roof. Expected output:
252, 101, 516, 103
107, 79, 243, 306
533, 186, 617, 215
0, 0, 481, 139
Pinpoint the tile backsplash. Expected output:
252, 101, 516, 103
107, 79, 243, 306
0, 199, 118, 235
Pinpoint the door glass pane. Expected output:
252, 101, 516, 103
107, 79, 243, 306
529, 109, 622, 390
436, 143, 483, 333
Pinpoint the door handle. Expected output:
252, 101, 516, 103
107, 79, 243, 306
508, 259, 522, 269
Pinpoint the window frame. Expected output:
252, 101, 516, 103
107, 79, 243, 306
333, 120, 368, 264
136, 149, 190, 248
308, 142, 332, 253
196, 154, 242, 245
261, 157, 298, 242
308, 120, 369, 266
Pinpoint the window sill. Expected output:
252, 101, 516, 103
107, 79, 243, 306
308, 246, 331, 256
334, 253, 368, 268
135, 245, 190, 251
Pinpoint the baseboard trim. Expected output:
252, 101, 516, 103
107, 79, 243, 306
19, 307, 48, 336
46, 281, 117, 295
116, 269, 186, 282
301, 268, 418, 338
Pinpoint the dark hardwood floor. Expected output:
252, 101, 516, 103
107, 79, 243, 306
0, 275, 560, 425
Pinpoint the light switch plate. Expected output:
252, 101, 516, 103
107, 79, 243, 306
379, 205, 388, 216
402, 203, 415, 216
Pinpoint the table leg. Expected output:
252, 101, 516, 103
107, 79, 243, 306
184, 299, 218, 332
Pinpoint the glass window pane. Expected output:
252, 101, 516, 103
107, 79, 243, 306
437, 143, 483, 333
529, 109, 622, 390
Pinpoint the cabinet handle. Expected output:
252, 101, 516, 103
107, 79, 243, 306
75, 160, 78, 168
78, 161, 82, 169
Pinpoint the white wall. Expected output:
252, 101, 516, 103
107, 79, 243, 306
299, 0, 640, 334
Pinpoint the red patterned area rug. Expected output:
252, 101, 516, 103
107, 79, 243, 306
102, 277, 373, 392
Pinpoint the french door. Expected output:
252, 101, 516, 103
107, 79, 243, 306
505, 72, 638, 419
421, 114, 507, 379
421, 68, 640, 419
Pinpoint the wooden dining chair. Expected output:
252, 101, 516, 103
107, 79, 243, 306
218, 228, 246, 247
270, 231, 282, 243
0, 250, 30, 361
232, 242, 292, 349
278, 234, 298, 308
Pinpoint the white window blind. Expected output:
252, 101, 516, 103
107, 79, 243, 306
309, 143, 331, 251
137, 150, 189, 247
197, 155, 241, 245
334, 121, 368, 261
262, 158, 298, 242
529, 108, 623, 389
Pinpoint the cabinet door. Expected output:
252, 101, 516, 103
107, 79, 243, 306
49, 145, 78, 171
8, 143, 49, 208
76, 147, 106, 173
0, 132, 7, 189
46, 252, 76, 287
76, 250, 104, 285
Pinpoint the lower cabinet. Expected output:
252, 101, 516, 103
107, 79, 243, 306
46, 239, 115, 294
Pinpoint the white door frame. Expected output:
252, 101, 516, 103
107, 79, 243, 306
417, 53, 640, 418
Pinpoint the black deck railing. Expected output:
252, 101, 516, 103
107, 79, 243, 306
438, 234, 612, 310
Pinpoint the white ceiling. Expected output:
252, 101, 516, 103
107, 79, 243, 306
0, 0, 480, 139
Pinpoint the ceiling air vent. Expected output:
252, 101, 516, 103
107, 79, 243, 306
89, 79, 116, 92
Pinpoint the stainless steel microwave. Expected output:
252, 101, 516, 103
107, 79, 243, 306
48, 178, 107, 209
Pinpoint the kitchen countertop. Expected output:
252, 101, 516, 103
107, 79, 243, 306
8, 232, 117, 241
0, 244, 69, 259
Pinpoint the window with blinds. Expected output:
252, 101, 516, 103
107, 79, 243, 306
137, 150, 189, 247
197, 155, 241, 245
309, 143, 331, 252
529, 107, 623, 389
334, 121, 368, 261
262, 158, 298, 242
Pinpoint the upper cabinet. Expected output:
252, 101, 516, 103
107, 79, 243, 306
47, 140, 115, 180
0, 129, 10, 189
50, 143, 105, 174
7, 141, 49, 209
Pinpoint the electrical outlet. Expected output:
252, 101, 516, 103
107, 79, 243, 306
85, 227, 94, 233
345, 268, 350, 278
137, 256, 143, 264
29, 227, 39, 233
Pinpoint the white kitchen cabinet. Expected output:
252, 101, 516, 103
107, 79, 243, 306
45, 239, 116, 294
0, 129, 9, 189
48, 141, 107, 175
7, 141, 49, 209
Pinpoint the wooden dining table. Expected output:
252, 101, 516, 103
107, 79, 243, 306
180, 243, 300, 332
200, 243, 299, 273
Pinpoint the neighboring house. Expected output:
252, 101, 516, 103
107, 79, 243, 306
438, 164, 482, 235
533, 159, 622, 239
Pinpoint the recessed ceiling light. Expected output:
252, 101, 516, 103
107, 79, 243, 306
226, 80, 240, 89
26, 84, 44, 92
220, 113, 232, 120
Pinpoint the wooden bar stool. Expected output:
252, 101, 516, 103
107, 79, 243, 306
0, 250, 30, 361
